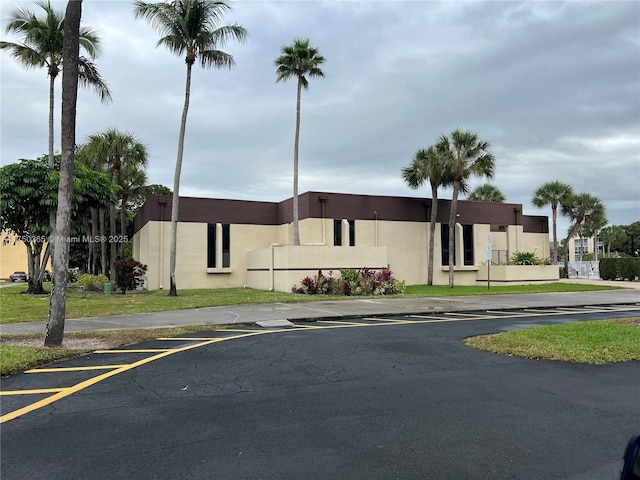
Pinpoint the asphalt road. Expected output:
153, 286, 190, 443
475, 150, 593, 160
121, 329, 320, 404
1, 307, 639, 479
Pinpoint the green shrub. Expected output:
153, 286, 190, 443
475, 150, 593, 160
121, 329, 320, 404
600, 257, 640, 281
75, 274, 109, 292
114, 258, 148, 294
509, 251, 543, 265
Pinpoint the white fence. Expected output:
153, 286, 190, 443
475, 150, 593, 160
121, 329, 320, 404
567, 261, 599, 279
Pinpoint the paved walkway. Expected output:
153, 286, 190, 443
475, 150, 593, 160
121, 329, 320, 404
1, 279, 639, 335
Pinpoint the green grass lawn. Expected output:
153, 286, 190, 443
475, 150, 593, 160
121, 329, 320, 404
0, 326, 226, 377
0, 282, 621, 324
464, 318, 640, 364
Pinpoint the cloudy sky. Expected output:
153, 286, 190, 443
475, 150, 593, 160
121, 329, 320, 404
1, 0, 639, 234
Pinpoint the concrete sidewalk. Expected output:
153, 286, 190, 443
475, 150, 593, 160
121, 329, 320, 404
1, 280, 639, 335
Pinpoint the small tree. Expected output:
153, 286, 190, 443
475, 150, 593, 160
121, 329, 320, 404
115, 258, 148, 294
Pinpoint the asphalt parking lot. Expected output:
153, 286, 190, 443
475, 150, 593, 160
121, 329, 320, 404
2, 306, 639, 480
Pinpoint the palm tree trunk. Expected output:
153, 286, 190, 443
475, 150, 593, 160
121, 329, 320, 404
109, 159, 121, 283
563, 220, 582, 277
169, 62, 193, 297
48, 71, 56, 167
427, 185, 438, 286
99, 208, 107, 275
292, 77, 302, 246
109, 189, 117, 282
551, 207, 558, 264
448, 181, 460, 288
120, 193, 128, 257
90, 207, 98, 274
48, 70, 57, 263
45, 0, 81, 348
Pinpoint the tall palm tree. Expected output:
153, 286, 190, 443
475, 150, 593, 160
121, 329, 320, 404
85, 129, 148, 282
402, 146, 451, 285
437, 129, 495, 288
275, 38, 325, 246
467, 183, 505, 203
1, 0, 112, 168
45, 0, 82, 347
561, 192, 603, 274
581, 200, 607, 262
134, 0, 247, 296
532, 181, 573, 264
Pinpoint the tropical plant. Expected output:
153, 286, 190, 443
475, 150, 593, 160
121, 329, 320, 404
561, 192, 605, 274
509, 251, 543, 265
114, 257, 148, 294
437, 129, 495, 288
275, 38, 326, 246
84, 129, 148, 282
402, 145, 451, 285
0, 157, 116, 295
291, 268, 405, 296
532, 181, 574, 264
1, 0, 111, 167
600, 224, 627, 255
134, 0, 247, 296
467, 183, 505, 203
75, 273, 109, 292
119, 163, 148, 252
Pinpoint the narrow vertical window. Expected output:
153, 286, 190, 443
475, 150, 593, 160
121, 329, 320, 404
348, 220, 356, 246
222, 223, 230, 268
334, 219, 342, 246
441, 224, 453, 266
207, 223, 216, 268
463, 224, 474, 266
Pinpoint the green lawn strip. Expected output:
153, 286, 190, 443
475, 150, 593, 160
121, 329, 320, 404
0, 282, 622, 324
464, 318, 640, 364
0, 325, 228, 377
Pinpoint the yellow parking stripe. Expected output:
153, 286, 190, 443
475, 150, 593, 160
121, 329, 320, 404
26, 365, 127, 373
2, 305, 637, 424
1, 388, 65, 396
94, 349, 173, 354
1, 330, 273, 424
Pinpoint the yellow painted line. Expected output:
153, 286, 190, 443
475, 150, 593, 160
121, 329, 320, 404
444, 312, 487, 318
316, 320, 371, 326
156, 337, 220, 341
362, 317, 408, 322
94, 349, 173, 354
0, 330, 273, 424
4, 306, 638, 424
26, 365, 127, 373
1, 388, 65, 396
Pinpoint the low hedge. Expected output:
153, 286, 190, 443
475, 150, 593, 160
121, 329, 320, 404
600, 257, 640, 281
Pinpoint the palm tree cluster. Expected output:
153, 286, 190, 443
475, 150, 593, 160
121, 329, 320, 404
402, 129, 495, 287
532, 181, 607, 270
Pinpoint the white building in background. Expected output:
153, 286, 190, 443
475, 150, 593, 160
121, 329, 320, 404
563, 235, 603, 263
132, 191, 557, 292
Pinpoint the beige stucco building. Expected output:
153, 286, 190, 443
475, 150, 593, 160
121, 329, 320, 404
133, 192, 556, 292
0, 231, 51, 280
